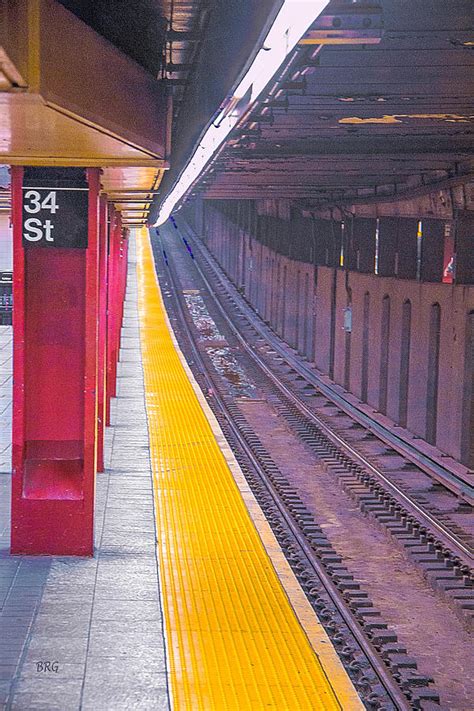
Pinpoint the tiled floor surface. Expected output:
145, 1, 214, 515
0, 241, 170, 710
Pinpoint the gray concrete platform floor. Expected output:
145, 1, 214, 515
0, 240, 170, 710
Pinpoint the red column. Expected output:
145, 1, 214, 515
118, 230, 129, 333
104, 216, 128, 427
11, 166, 25, 533
97, 194, 108, 472
106, 210, 119, 425
11, 166, 100, 556
115, 233, 124, 374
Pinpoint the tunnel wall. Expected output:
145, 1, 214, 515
188, 201, 474, 466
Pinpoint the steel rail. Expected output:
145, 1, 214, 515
180, 224, 473, 565
179, 220, 474, 506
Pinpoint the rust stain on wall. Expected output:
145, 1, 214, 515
339, 113, 474, 125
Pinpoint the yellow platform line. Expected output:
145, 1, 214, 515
136, 229, 363, 710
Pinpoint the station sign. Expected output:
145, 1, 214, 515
22, 187, 88, 248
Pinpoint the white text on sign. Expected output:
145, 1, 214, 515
23, 190, 59, 243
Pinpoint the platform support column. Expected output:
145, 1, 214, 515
105, 208, 115, 425
11, 166, 100, 556
118, 231, 129, 331
106, 210, 120, 424
97, 194, 108, 472
114, 229, 128, 383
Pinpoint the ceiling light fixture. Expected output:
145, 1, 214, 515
155, 0, 329, 226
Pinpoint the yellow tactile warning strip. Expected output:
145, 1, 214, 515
136, 228, 363, 710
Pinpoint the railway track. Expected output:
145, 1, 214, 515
175, 220, 474, 580
150, 226, 466, 710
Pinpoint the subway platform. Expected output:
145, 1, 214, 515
0, 231, 361, 710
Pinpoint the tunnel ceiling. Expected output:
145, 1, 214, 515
191, 0, 474, 211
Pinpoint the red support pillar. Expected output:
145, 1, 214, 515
96, 194, 108, 472
106, 210, 119, 425
118, 230, 129, 332
115, 234, 123, 371
104, 216, 128, 428
11, 166, 25, 530
11, 166, 100, 556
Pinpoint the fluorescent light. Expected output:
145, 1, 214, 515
155, 0, 329, 226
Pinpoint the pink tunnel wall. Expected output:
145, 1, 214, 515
195, 204, 474, 465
